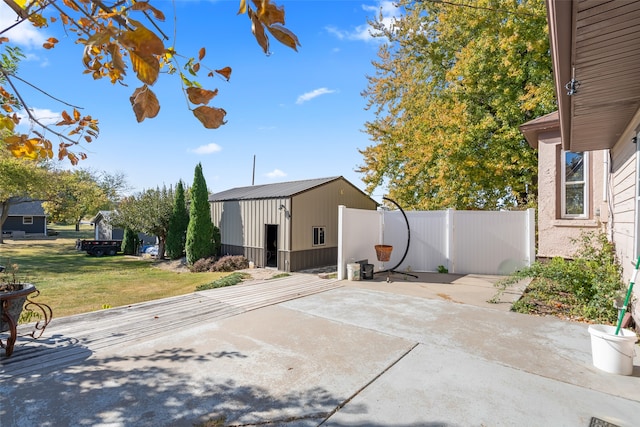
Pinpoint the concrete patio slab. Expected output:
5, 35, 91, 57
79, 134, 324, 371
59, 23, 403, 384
1, 305, 412, 427
323, 343, 640, 427
1, 273, 638, 427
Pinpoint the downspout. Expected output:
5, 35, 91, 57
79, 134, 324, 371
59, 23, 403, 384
603, 149, 609, 202
605, 149, 614, 242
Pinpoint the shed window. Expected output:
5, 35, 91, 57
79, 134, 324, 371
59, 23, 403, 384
23, 216, 33, 225
313, 226, 325, 246
561, 151, 588, 218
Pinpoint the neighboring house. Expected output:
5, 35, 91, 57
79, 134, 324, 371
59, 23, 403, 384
1, 198, 47, 237
209, 176, 378, 272
531, 0, 640, 326
520, 112, 610, 259
91, 211, 155, 245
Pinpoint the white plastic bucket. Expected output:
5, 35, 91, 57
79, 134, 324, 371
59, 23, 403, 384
347, 263, 361, 281
587, 324, 637, 375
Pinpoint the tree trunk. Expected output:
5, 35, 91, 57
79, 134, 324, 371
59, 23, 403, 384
157, 236, 166, 260
0, 200, 9, 244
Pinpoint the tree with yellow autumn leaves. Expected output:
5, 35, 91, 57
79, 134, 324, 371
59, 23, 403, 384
0, 0, 299, 164
359, 0, 554, 210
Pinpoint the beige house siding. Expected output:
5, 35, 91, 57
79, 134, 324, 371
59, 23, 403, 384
609, 114, 640, 328
529, 125, 609, 260
610, 125, 640, 282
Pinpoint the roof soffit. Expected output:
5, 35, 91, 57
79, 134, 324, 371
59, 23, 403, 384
547, 0, 640, 152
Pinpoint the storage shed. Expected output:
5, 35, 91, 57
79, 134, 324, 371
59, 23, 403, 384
209, 176, 378, 272
91, 211, 123, 240
90, 210, 156, 246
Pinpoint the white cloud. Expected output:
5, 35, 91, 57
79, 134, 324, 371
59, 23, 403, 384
0, 3, 48, 48
17, 108, 62, 127
190, 143, 222, 154
296, 88, 336, 105
326, 1, 400, 43
265, 169, 286, 178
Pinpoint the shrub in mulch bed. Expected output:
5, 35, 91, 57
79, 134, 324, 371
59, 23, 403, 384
191, 255, 249, 273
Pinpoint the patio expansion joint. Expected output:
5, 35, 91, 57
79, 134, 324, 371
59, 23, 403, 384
317, 342, 420, 426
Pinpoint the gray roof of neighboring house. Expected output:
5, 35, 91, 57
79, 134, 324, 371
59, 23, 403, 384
5, 199, 46, 216
209, 177, 344, 202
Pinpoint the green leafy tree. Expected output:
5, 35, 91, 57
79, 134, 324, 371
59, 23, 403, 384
42, 169, 128, 231
166, 180, 189, 260
97, 171, 130, 208
111, 186, 174, 259
359, 0, 555, 210
186, 163, 214, 265
0, 146, 50, 243
42, 169, 109, 231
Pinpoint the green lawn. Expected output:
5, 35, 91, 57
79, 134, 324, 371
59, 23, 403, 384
1, 224, 225, 319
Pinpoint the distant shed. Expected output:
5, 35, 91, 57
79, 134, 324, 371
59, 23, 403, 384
90, 210, 156, 246
209, 176, 378, 272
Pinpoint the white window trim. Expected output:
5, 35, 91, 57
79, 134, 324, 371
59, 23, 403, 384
22, 216, 33, 225
313, 226, 326, 246
560, 150, 589, 219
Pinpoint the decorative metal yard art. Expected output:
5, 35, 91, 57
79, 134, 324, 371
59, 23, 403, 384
374, 197, 418, 283
1, 283, 53, 358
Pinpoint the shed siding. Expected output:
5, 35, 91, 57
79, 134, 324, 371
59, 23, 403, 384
211, 197, 290, 249
290, 247, 337, 271
211, 197, 290, 268
291, 178, 377, 251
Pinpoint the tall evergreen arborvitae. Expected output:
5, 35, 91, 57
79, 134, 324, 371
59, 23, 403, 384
122, 228, 139, 255
185, 163, 214, 264
166, 180, 189, 260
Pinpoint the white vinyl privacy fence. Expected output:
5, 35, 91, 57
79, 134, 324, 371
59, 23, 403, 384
337, 206, 535, 279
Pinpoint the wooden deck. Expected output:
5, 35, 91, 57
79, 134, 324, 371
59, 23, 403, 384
0, 274, 342, 378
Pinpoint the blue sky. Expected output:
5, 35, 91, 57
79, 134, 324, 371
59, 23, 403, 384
1, 1, 399, 199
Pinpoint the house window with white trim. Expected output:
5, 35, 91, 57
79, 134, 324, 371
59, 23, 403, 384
561, 151, 588, 218
22, 216, 33, 225
313, 226, 325, 246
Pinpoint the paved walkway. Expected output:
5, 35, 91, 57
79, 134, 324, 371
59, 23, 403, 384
1, 272, 639, 426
